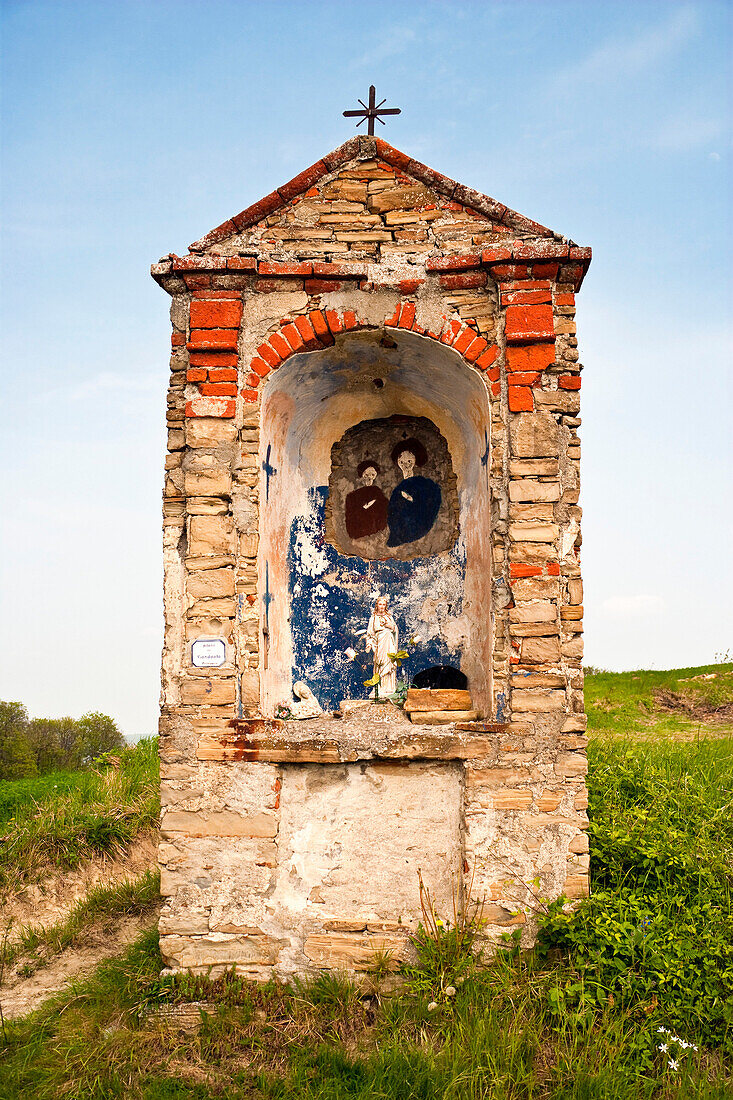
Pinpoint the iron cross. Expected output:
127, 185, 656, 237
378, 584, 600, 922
343, 85, 401, 136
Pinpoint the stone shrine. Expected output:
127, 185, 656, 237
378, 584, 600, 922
152, 135, 591, 978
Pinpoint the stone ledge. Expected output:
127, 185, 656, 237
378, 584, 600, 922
196, 714, 511, 763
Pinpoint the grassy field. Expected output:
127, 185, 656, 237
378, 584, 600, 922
0, 737, 159, 893
585, 662, 733, 739
0, 668, 731, 1099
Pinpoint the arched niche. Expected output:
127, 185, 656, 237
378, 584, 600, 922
257, 328, 493, 716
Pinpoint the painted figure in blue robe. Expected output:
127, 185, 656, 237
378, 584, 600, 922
387, 439, 441, 547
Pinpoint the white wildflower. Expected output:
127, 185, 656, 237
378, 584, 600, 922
427, 1001, 438, 1012
668, 1059, 679, 1071
658, 1044, 668, 1053
657, 1027, 668, 1034
445, 986, 456, 997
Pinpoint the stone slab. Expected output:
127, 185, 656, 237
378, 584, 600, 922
404, 688, 472, 712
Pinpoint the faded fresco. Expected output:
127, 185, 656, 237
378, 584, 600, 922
326, 415, 459, 561
288, 487, 467, 712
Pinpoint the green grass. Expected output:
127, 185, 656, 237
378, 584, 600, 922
2, 869, 161, 973
0, 737, 159, 893
1, 721, 730, 1099
0, 771, 98, 828
0, 923, 729, 1099
585, 663, 733, 737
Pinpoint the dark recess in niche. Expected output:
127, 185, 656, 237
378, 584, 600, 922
412, 665, 468, 690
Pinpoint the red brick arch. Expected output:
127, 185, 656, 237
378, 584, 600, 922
242, 304, 501, 405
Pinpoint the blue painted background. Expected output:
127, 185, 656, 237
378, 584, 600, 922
287, 487, 465, 711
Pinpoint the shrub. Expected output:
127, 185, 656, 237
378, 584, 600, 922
538, 737, 733, 1053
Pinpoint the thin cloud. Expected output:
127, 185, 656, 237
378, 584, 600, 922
353, 24, 418, 69
67, 371, 160, 401
653, 112, 725, 152
555, 6, 698, 87
600, 595, 666, 620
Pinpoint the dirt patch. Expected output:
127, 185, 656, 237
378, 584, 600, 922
653, 688, 733, 723
1, 829, 158, 937
0, 909, 159, 1020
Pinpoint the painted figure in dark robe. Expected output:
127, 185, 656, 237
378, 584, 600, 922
387, 439, 442, 547
345, 461, 388, 540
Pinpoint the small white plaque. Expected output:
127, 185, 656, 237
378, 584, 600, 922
191, 638, 226, 668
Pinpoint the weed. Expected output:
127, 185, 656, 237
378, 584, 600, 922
402, 866, 485, 1000
366, 946, 394, 986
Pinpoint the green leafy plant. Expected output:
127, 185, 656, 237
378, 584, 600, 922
537, 736, 733, 1055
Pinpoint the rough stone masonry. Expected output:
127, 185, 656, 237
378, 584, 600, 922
151, 135, 591, 979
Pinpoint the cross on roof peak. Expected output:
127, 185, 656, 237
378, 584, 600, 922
343, 85, 401, 136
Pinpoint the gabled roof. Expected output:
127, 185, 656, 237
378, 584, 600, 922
186, 135, 570, 255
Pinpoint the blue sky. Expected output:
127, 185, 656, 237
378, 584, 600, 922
1, 0, 731, 738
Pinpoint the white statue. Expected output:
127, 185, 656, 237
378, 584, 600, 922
290, 681, 323, 719
365, 595, 399, 698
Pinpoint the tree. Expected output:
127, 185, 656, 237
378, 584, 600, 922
75, 712, 125, 763
26, 718, 70, 772
0, 701, 37, 780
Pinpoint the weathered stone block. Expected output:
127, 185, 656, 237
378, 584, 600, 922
568, 833, 589, 854
187, 569, 235, 599
534, 390, 580, 414
188, 515, 235, 556
161, 809, 277, 838
521, 636, 562, 663
508, 480, 561, 503
509, 622, 560, 637
508, 458, 559, 477
467, 766, 534, 788
555, 753, 588, 778
186, 419, 238, 448
509, 602, 557, 623
179, 678, 236, 706
511, 690, 566, 712
509, 522, 559, 543
160, 934, 280, 969
184, 471, 232, 497
241, 670, 260, 705
511, 577, 560, 601
536, 791, 563, 811
509, 412, 559, 458
563, 874, 590, 899
491, 790, 533, 810
303, 933, 410, 970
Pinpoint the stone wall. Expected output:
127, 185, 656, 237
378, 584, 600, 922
152, 135, 590, 978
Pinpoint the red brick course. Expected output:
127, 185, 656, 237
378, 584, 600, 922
208, 368, 238, 383
505, 344, 555, 373
508, 386, 534, 412
189, 299, 243, 329
188, 329, 239, 350
199, 382, 237, 396
189, 351, 239, 368
504, 304, 555, 344
440, 272, 486, 290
